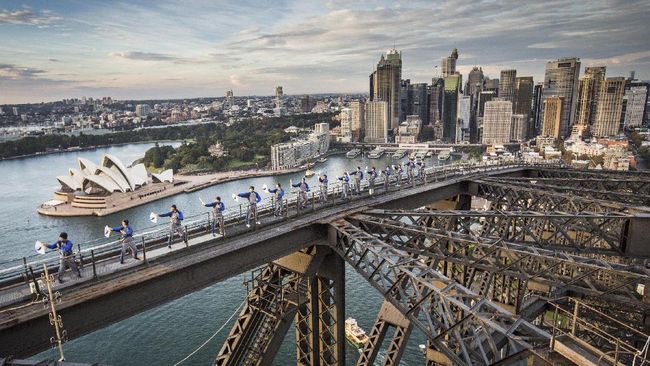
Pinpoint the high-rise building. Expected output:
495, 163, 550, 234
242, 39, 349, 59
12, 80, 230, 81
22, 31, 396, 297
275, 86, 283, 108
593, 77, 626, 137
407, 82, 429, 125
541, 96, 563, 139
513, 77, 533, 117
443, 75, 461, 142
499, 69, 517, 103
224, 90, 235, 109
399, 79, 410, 122
350, 99, 366, 142
300, 96, 314, 113
482, 100, 513, 144
429, 77, 444, 128
364, 101, 389, 143
369, 48, 401, 130
531, 83, 544, 137
541, 57, 581, 138
135, 104, 151, 117
441, 48, 458, 77
511, 114, 527, 142
458, 96, 472, 142
478, 91, 494, 117
484, 78, 499, 95
624, 85, 648, 128
575, 66, 606, 128
339, 108, 352, 142
466, 67, 484, 97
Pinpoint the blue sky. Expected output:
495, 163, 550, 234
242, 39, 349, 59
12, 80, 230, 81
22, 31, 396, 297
1, 0, 649, 104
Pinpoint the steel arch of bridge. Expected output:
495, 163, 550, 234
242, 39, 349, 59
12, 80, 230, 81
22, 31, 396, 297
216, 170, 650, 366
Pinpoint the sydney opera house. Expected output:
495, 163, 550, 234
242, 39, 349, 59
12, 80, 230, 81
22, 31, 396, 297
38, 154, 177, 216
56, 154, 173, 194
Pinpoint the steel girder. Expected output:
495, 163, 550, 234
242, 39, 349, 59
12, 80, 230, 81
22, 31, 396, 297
350, 213, 650, 309
481, 176, 650, 207
215, 247, 341, 366
530, 167, 650, 180
329, 219, 551, 365
487, 176, 650, 196
364, 209, 633, 257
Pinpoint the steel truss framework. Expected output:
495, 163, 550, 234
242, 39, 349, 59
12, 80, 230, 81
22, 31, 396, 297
215, 247, 345, 366
215, 170, 650, 366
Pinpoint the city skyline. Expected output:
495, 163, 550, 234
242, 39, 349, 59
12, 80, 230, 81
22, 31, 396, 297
1, 0, 650, 104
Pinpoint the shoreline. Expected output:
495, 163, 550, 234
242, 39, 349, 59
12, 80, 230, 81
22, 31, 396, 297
0, 139, 182, 162
36, 152, 344, 217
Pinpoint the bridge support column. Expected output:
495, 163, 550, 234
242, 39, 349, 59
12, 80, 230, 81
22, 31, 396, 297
215, 247, 328, 366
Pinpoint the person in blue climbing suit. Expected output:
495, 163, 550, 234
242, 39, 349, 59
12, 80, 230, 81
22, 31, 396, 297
237, 186, 262, 228
41, 232, 81, 283
338, 172, 351, 200
318, 174, 329, 202
350, 166, 364, 195
404, 158, 416, 186
111, 219, 139, 264
394, 164, 404, 187
366, 166, 378, 195
417, 160, 426, 182
268, 183, 285, 216
292, 177, 310, 209
204, 196, 225, 236
382, 165, 392, 191
157, 204, 187, 248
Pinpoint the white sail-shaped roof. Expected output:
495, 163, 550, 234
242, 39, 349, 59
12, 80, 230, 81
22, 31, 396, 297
78, 157, 98, 176
152, 169, 174, 183
128, 164, 148, 186
57, 175, 81, 192
82, 175, 122, 193
101, 154, 135, 191
93, 166, 130, 193
68, 168, 86, 186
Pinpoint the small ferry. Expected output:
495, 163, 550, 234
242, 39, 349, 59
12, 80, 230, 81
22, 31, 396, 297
367, 147, 385, 159
346, 149, 361, 158
416, 150, 427, 159
317, 157, 328, 163
408, 151, 417, 160
345, 318, 369, 347
305, 169, 315, 178
392, 149, 406, 160
438, 149, 451, 161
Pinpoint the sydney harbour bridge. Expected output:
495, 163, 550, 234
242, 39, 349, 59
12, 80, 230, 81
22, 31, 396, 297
1, 162, 650, 366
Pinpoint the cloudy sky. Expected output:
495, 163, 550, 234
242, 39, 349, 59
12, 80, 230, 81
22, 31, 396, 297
1, 0, 649, 104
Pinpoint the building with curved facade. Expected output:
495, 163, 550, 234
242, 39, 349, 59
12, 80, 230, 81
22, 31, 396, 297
56, 154, 173, 195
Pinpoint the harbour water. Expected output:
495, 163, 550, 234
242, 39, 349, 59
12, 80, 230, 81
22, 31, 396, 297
0, 143, 457, 365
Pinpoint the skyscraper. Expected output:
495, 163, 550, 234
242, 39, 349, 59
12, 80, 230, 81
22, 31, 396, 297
458, 96, 472, 142
575, 66, 606, 127
369, 49, 402, 130
511, 114, 527, 142
478, 91, 494, 117
531, 83, 544, 137
514, 76, 533, 139
399, 79, 410, 122
364, 101, 389, 143
466, 67, 484, 97
275, 86, 283, 108
443, 75, 461, 142
441, 48, 458, 77
224, 90, 234, 109
541, 57, 581, 138
484, 78, 499, 95
429, 77, 444, 124
499, 69, 517, 103
350, 99, 366, 142
407, 82, 429, 125
624, 86, 648, 128
541, 96, 563, 139
592, 77, 626, 137
482, 100, 513, 144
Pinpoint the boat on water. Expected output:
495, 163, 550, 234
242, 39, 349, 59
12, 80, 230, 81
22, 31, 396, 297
392, 149, 406, 160
425, 150, 433, 158
345, 318, 369, 347
346, 149, 361, 158
367, 147, 385, 159
408, 151, 417, 160
416, 150, 427, 159
317, 157, 328, 163
438, 149, 451, 161
305, 169, 315, 177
